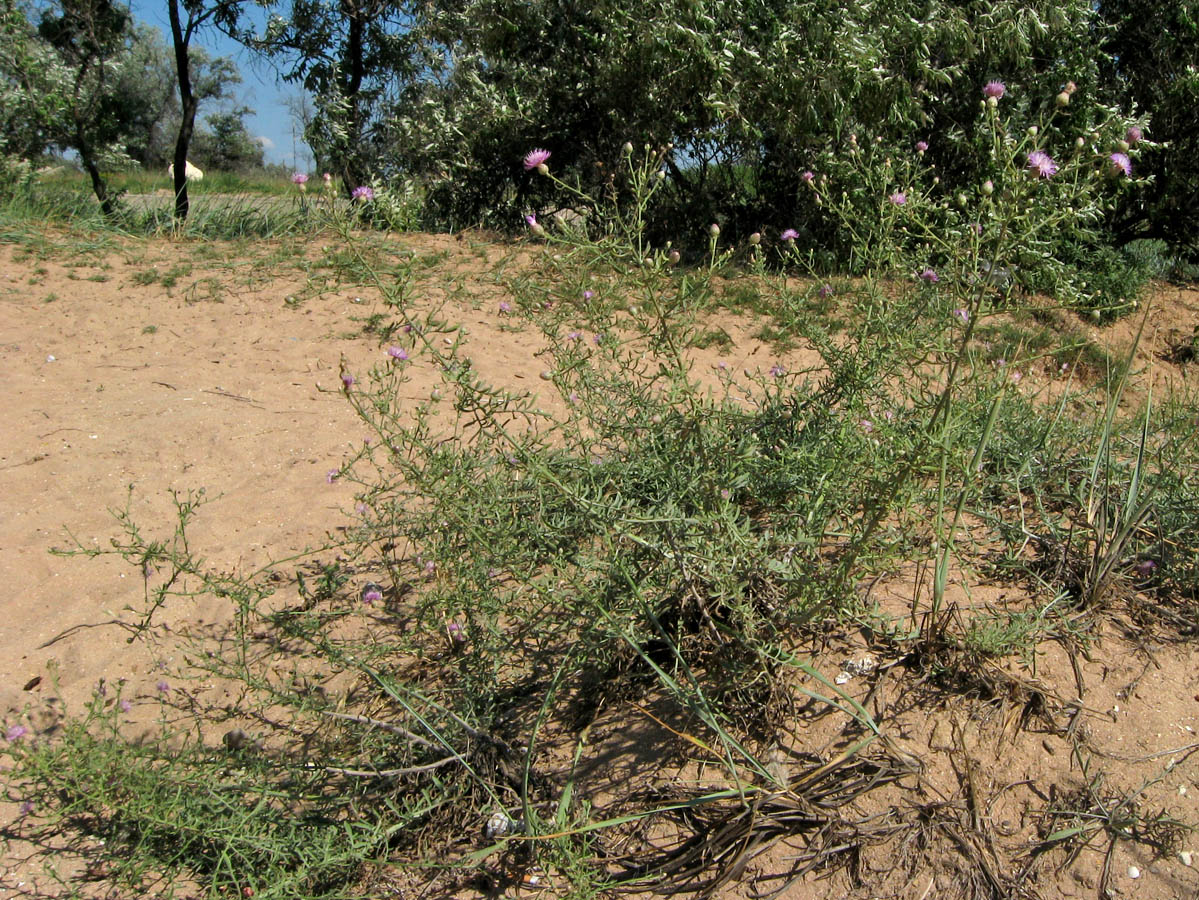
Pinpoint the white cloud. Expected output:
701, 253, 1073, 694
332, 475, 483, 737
254, 136, 275, 150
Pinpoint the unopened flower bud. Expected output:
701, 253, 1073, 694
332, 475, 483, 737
982, 180, 994, 195
709, 223, 720, 237
622, 141, 633, 155
1065, 81, 1077, 94
667, 249, 680, 265
749, 232, 761, 245
536, 163, 549, 176
1076, 137, 1085, 149
1056, 91, 1070, 108
987, 96, 998, 109
1027, 125, 1038, 137
1117, 140, 1130, 153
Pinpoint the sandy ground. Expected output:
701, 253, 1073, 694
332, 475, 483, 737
1, 228, 1198, 898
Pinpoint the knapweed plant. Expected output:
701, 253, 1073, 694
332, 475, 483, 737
5, 82, 1196, 900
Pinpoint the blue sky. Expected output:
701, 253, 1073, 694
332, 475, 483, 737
128, 0, 312, 169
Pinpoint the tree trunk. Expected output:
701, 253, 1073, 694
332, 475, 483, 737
337, 0, 369, 196
76, 127, 117, 220
168, 0, 195, 221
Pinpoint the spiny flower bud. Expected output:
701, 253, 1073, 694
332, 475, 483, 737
749, 232, 761, 246
667, 249, 681, 265
709, 223, 720, 237
622, 141, 634, 155
1056, 91, 1070, 108
982, 180, 994, 195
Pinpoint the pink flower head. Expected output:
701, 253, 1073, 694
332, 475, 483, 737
387, 346, 408, 361
818, 283, 833, 298
498, 301, 512, 314
423, 560, 436, 576
582, 290, 594, 300
983, 80, 1006, 99
769, 364, 785, 377
19, 800, 34, 816
341, 372, 355, 389
1134, 559, 1157, 577
6, 724, 29, 741
1026, 150, 1059, 179
362, 586, 383, 605
1125, 126, 1143, 146
801, 170, 815, 184
156, 680, 170, 694
523, 148, 551, 171
860, 419, 874, 434
566, 330, 581, 341
919, 267, 939, 283
953, 307, 969, 323
915, 140, 929, 153
1109, 152, 1132, 177
119, 699, 132, 713
291, 172, 308, 185
351, 185, 373, 201
326, 469, 339, 484
322, 172, 332, 183
889, 191, 907, 206
780, 228, 799, 241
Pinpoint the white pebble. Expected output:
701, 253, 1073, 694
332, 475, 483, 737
1180, 850, 1193, 867
46, 354, 56, 362
1127, 866, 1140, 879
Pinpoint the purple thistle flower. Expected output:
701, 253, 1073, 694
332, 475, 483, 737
362, 586, 383, 605
1126, 126, 1143, 146
1026, 150, 1059, 179
498, 301, 512, 314
326, 469, 339, 484
592, 333, 603, 345
447, 622, 467, 645
889, 192, 907, 206
387, 346, 408, 361
291, 172, 308, 185
915, 140, 929, 153
19, 800, 34, 816
351, 185, 374, 202
780, 228, 799, 241
919, 267, 939, 283
1134, 559, 1157, 577
582, 290, 594, 300
423, 560, 436, 576
720, 488, 731, 500
953, 307, 970, 323
860, 419, 874, 434
801, 170, 815, 184
769, 364, 785, 377
818, 283, 833, 299
523, 148, 551, 171
6, 724, 29, 742
119, 699, 132, 713
156, 680, 170, 694
983, 80, 1006, 99
1109, 152, 1132, 177
566, 330, 581, 341
341, 372, 355, 389
524, 214, 537, 228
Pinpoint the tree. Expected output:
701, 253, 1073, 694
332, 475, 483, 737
0, 0, 69, 177
167, 0, 242, 219
190, 105, 264, 172
249, 0, 430, 195
36, 0, 137, 217
1098, 0, 1199, 252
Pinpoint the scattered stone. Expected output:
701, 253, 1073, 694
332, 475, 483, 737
1127, 865, 1140, 879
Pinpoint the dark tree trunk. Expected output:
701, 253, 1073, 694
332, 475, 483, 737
168, 0, 196, 221
337, 0, 369, 195
76, 128, 118, 220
